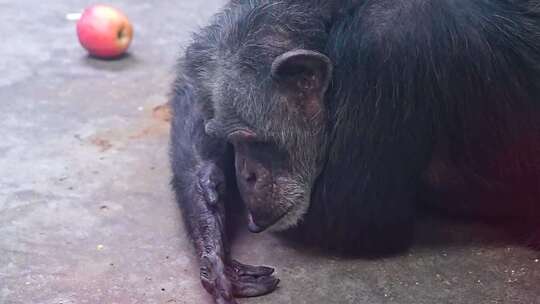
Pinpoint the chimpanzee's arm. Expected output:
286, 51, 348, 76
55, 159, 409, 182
170, 80, 279, 304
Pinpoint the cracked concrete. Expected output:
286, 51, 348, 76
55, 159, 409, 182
1, 1, 539, 304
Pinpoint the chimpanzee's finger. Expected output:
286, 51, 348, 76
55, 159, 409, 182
200, 255, 237, 303
229, 259, 275, 277
231, 274, 280, 298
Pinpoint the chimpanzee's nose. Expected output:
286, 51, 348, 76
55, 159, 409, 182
244, 171, 257, 186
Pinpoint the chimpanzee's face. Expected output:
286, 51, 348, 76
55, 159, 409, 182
205, 49, 333, 232
231, 135, 314, 232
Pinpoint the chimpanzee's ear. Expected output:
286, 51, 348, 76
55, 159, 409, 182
271, 49, 333, 118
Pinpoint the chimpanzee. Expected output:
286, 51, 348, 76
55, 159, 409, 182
169, 0, 540, 303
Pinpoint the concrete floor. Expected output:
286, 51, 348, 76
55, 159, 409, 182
1, 1, 539, 303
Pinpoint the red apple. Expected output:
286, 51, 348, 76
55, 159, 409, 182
76, 5, 133, 58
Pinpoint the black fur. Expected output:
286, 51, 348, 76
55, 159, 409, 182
302, 0, 540, 254
170, 1, 540, 303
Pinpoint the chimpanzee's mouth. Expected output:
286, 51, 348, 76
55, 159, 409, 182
247, 210, 288, 233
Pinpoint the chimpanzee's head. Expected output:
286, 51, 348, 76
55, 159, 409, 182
202, 2, 332, 232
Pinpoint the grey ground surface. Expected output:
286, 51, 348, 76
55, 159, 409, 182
1, 1, 539, 303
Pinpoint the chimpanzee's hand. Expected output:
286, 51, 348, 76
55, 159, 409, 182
196, 163, 279, 304
201, 255, 279, 303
